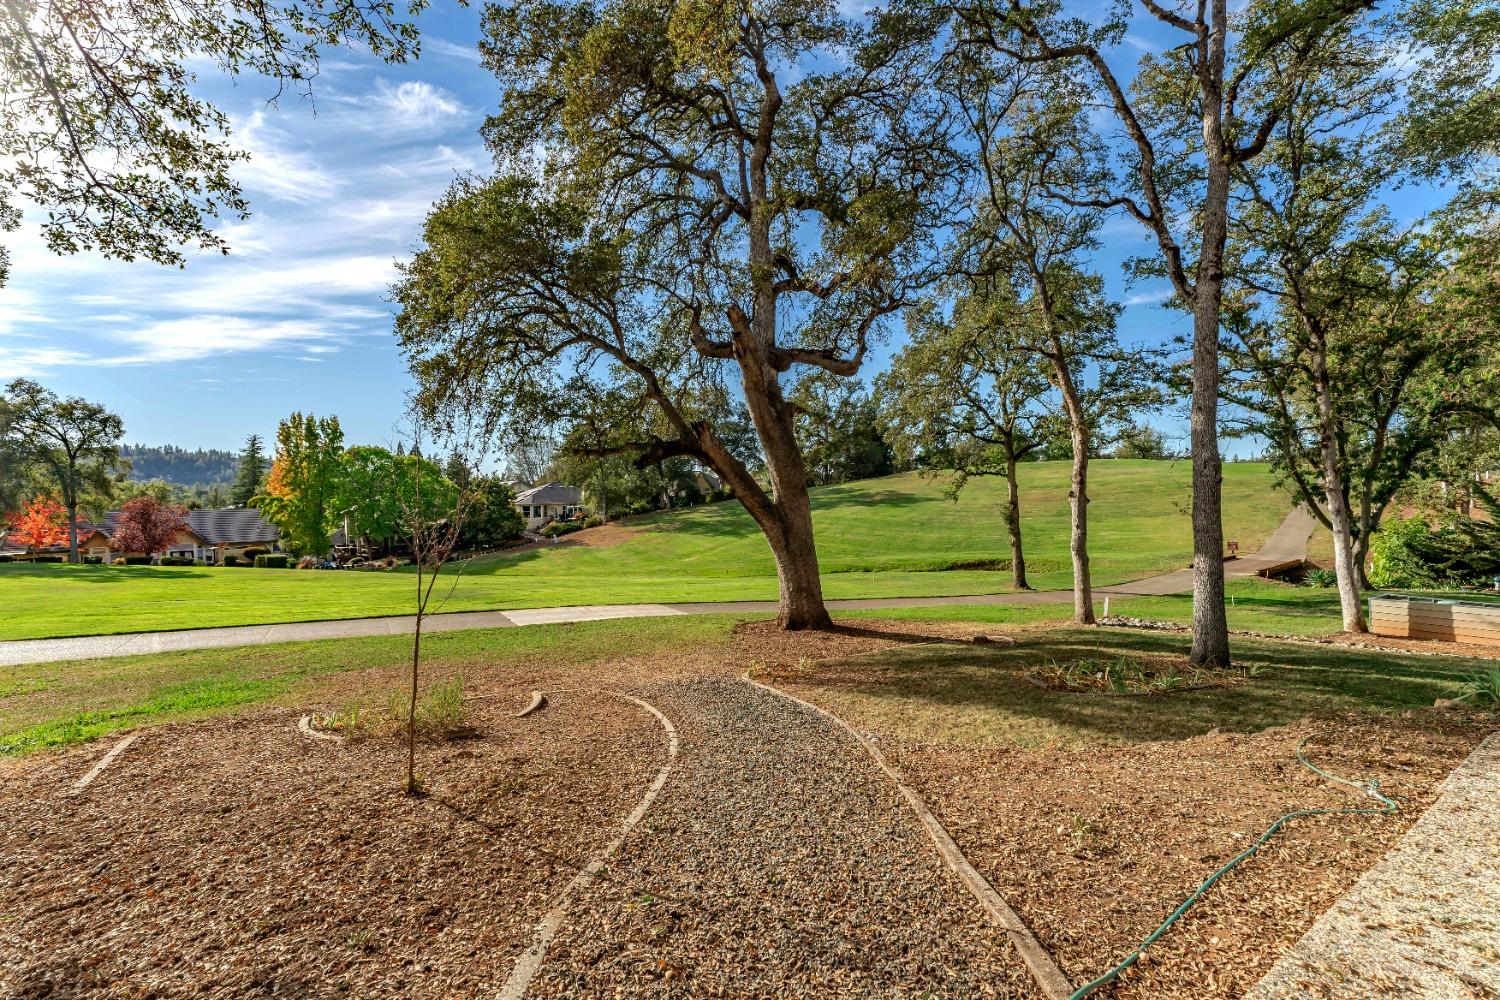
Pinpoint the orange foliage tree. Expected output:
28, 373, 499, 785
6, 494, 70, 551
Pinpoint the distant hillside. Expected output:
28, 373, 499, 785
120, 444, 239, 487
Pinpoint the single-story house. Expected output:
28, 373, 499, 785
514, 482, 584, 530
3, 507, 283, 564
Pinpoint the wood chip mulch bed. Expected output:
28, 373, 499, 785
886, 713, 1492, 998
0, 690, 665, 999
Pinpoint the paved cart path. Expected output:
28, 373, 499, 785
0, 507, 1318, 666
1248, 731, 1500, 999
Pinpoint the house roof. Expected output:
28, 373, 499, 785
514, 482, 583, 506
88, 507, 279, 547
184, 508, 280, 545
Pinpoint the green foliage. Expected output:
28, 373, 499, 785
456, 476, 524, 549
256, 412, 343, 557
0, 0, 422, 272
1461, 667, 1500, 709
231, 434, 269, 507
1304, 567, 1338, 589
334, 445, 456, 546
792, 372, 897, 488
1369, 498, 1500, 589
254, 554, 290, 569
540, 520, 581, 538
0, 379, 126, 558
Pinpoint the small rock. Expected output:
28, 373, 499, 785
971, 634, 1016, 647
1433, 698, 1461, 709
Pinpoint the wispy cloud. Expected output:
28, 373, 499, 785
98, 316, 353, 365
1123, 287, 1174, 307
358, 80, 467, 135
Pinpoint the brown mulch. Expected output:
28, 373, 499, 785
0, 690, 665, 999
885, 712, 1492, 999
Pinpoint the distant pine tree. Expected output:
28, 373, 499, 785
231, 434, 268, 506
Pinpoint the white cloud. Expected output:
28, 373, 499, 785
362, 80, 467, 134
232, 111, 342, 204
423, 38, 481, 63
98, 315, 350, 365
0, 344, 94, 378
1123, 287, 1174, 307
156, 254, 398, 314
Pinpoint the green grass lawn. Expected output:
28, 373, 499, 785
0, 616, 737, 755
0, 460, 1291, 641
848, 579, 1350, 636
6, 608, 1490, 757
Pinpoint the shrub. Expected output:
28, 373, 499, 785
158, 556, 196, 566
83, 555, 103, 564
222, 555, 239, 567
242, 547, 270, 560
254, 554, 290, 568
123, 556, 152, 565
1304, 567, 1337, 588
0, 555, 10, 563
1461, 667, 1500, 709
32, 555, 63, 563
1369, 517, 1440, 589
541, 520, 581, 538
296, 555, 321, 569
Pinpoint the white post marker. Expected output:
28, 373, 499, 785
1103, 596, 1110, 619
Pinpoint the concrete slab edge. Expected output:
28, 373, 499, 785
740, 672, 1074, 1000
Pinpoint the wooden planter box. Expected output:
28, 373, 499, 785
1368, 594, 1500, 647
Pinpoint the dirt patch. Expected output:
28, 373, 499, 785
888, 713, 1491, 998
0, 689, 666, 999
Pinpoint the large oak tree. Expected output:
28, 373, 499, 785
396, 0, 951, 629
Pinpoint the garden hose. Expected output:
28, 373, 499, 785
1068, 738, 1400, 1000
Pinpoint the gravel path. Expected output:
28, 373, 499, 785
524, 676, 1038, 998
1247, 730, 1500, 999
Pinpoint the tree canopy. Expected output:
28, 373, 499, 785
396, 0, 953, 628
0, 0, 424, 275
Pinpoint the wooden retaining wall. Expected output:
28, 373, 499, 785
1368, 595, 1500, 647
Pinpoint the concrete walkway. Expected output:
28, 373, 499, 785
1248, 731, 1500, 998
0, 507, 1317, 667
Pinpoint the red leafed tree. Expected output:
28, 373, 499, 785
110, 496, 188, 556
7, 494, 69, 551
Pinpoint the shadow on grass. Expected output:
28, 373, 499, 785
0, 563, 211, 583
791, 628, 1480, 747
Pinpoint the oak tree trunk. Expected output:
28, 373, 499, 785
1311, 365, 1367, 632
66, 500, 80, 564
1067, 421, 1093, 624
1004, 443, 1029, 590
1188, 46, 1232, 668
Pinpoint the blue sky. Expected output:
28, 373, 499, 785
0, 4, 1431, 458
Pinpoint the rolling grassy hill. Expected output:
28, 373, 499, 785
0, 460, 1292, 641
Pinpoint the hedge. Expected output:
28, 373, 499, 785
254, 554, 290, 568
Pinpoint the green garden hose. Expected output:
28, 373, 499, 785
1068, 738, 1400, 1000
